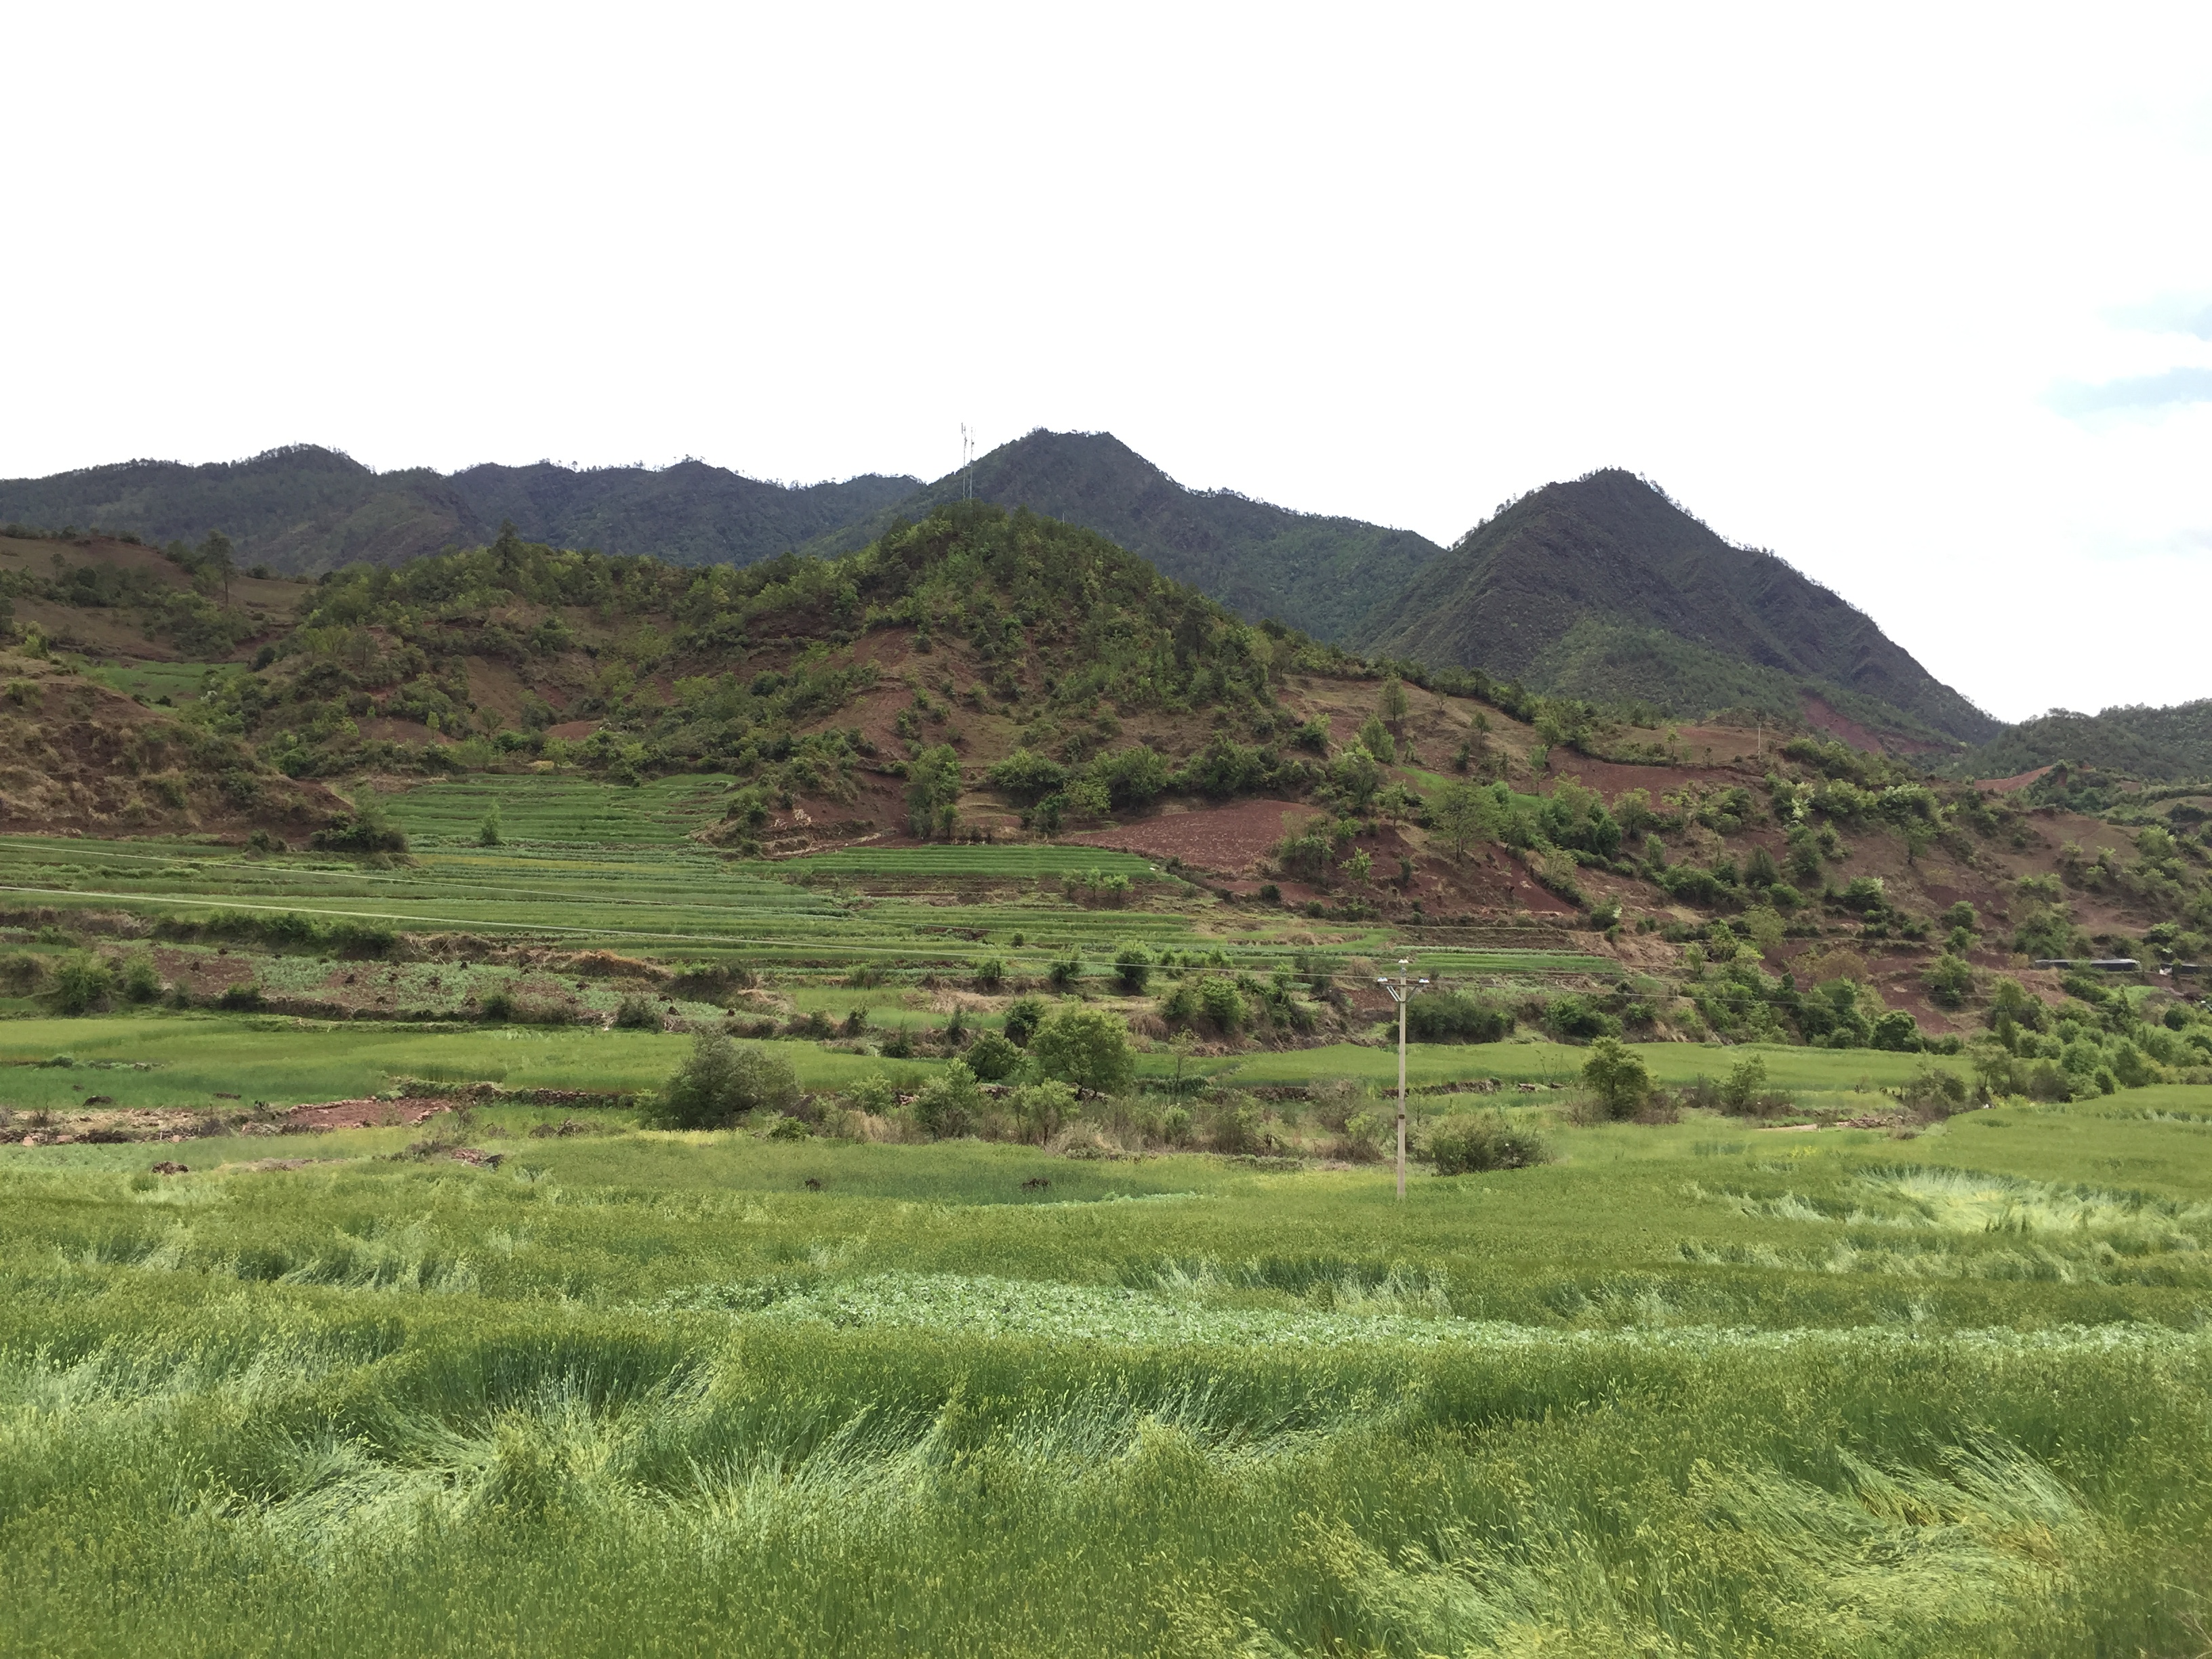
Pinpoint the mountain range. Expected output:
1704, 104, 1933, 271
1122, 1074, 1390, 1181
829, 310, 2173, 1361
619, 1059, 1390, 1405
0, 447, 916, 573
3, 432, 2186, 764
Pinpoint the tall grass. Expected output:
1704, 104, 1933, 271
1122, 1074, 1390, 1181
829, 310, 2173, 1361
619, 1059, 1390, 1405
7, 1096, 2212, 1651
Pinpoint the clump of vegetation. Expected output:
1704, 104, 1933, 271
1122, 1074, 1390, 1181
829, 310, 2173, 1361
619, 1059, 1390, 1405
1404, 991, 1511, 1044
1580, 1037, 1651, 1119
1427, 1112, 1555, 1173
645, 1030, 800, 1129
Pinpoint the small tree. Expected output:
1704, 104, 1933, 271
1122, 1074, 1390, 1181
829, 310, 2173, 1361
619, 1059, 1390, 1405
912, 1059, 983, 1138
647, 1029, 800, 1129
1433, 779, 1487, 862
1002, 997, 1048, 1046
1377, 674, 1410, 733
478, 803, 504, 847
1581, 1036, 1651, 1119
1719, 1054, 1769, 1113
905, 745, 962, 840
1924, 954, 1974, 1010
965, 1029, 1022, 1081
1358, 714, 1396, 766
47, 955, 113, 1017
1113, 945, 1151, 994
1029, 1006, 1134, 1095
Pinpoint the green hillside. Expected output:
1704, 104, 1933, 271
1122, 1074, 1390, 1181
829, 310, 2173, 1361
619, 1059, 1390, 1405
1353, 469, 2001, 746
797, 429, 1447, 643
0, 447, 917, 575
1957, 700, 2212, 783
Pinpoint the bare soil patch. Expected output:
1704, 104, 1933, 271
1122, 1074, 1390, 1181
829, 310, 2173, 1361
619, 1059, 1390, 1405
1067, 800, 1314, 874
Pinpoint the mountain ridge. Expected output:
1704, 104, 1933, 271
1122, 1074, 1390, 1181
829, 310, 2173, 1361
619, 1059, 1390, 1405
1353, 468, 2003, 747
0, 446, 918, 574
794, 429, 1448, 643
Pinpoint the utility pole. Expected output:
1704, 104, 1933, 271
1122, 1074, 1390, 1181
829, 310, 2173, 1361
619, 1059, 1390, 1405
1374, 957, 1428, 1200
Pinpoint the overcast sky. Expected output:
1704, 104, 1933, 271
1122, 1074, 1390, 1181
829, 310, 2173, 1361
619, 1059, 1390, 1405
7, 3, 2209, 723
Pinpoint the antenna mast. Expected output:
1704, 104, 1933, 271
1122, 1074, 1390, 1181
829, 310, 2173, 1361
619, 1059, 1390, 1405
960, 424, 976, 499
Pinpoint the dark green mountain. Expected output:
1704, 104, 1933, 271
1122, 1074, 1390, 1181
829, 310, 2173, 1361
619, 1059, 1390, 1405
1955, 702, 2212, 783
1353, 468, 2001, 746
798, 430, 1446, 643
0, 447, 917, 574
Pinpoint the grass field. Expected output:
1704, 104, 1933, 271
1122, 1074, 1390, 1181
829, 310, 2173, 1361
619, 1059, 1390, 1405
5, 1101, 2212, 1655
8, 776, 2212, 1654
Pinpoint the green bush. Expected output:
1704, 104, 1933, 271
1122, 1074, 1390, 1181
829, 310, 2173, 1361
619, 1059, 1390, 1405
45, 956, 112, 1016
308, 798, 409, 854
480, 990, 514, 1022
1404, 992, 1511, 1044
119, 956, 162, 1004
1010, 1079, 1078, 1143
1029, 1006, 1134, 1095
1582, 1037, 1651, 1118
1719, 1055, 1767, 1112
1002, 997, 1046, 1046
1923, 954, 1974, 1009
1544, 994, 1619, 1042
613, 994, 659, 1030
1427, 1113, 1555, 1174
965, 1029, 1022, 1082
973, 956, 1006, 991
1900, 1063, 1971, 1120
912, 1060, 983, 1139
647, 1031, 800, 1130
1112, 945, 1151, 994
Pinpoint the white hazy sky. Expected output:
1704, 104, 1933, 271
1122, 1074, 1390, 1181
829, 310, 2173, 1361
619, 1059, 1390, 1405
6, 3, 2209, 724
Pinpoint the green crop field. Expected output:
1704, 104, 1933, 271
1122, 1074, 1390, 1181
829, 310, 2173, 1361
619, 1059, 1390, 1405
5, 1099, 2212, 1656
0, 823, 1611, 978
7, 767, 2212, 1655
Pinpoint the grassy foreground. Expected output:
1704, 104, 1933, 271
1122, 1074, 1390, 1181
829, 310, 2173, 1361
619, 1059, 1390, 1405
5, 1098, 2212, 1656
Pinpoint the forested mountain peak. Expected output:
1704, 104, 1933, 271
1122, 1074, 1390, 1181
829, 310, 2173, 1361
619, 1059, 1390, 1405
1352, 468, 2001, 749
796, 428, 1447, 644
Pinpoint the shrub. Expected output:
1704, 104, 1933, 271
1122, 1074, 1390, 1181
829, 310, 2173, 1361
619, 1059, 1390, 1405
479, 989, 514, 1022
1002, 997, 1047, 1047
46, 956, 112, 1016
1923, 954, 1974, 1010
217, 983, 264, 1012
912, 1060, 983, 1139
1404, 991, 1512, 1044
1544, 994, 1619, 1042
1197, 975, 1245, 1032
119, 956, 162, 1004
1870, 1010, 1922, 1052
965, 1029, 1022, 1082
1719, 1055, 1769, 1113
613, 994, 659, 1030
309, 798, 409, 855
973, 956, 1006, 991
1046, 950, 1082, 991
1428, 1113, 1555, 1174
1581, 1036, 1651, 1118
1900, 1063, 1971, 1120
846, 1071, 898, 1115
647, 1030, 800, 1129
1010, 1079, 1077, 1143
1113, 945, 1151, 994
1029, 1006, 1134, 1095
